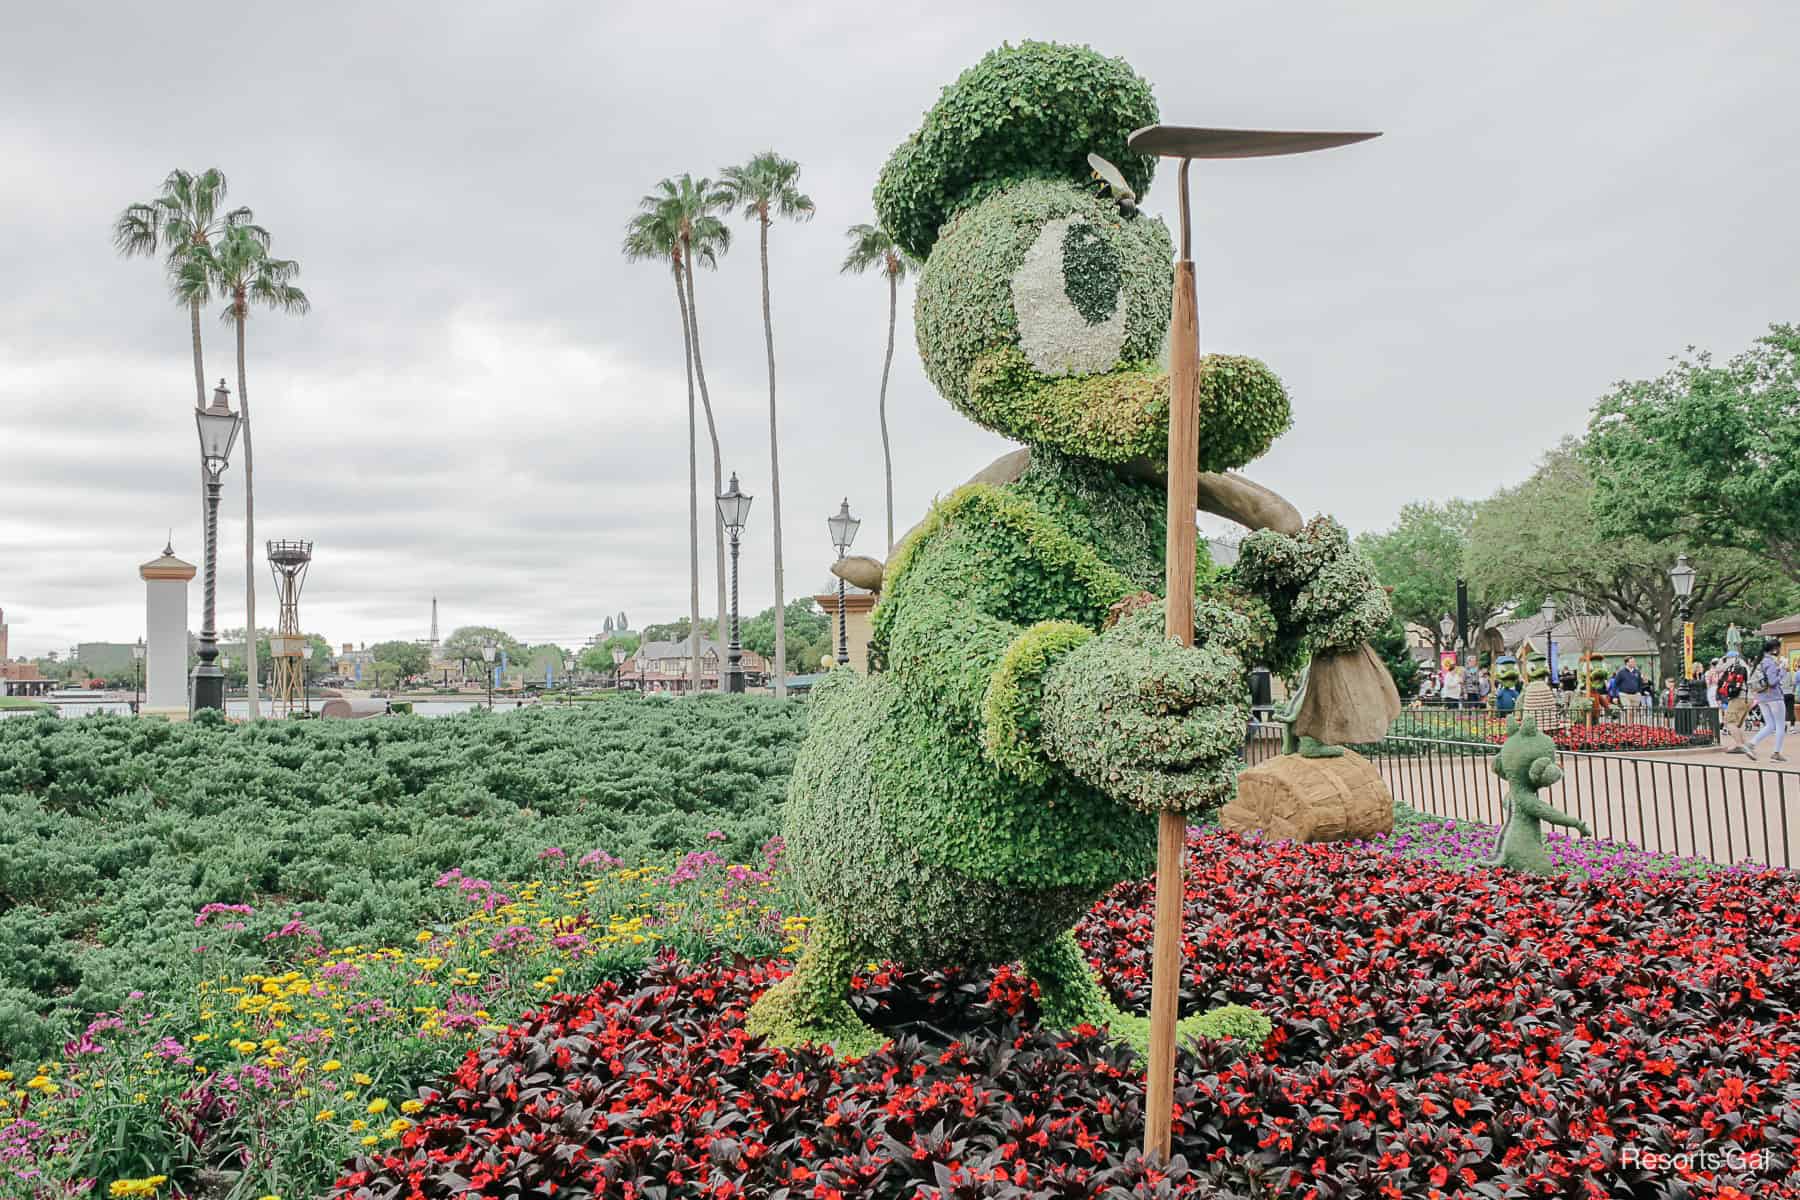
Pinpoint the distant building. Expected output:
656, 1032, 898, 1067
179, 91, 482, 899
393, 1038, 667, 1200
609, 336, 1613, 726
1504, 615, 1660, 680
0, 607, 51, 695
621, 638, 769, 692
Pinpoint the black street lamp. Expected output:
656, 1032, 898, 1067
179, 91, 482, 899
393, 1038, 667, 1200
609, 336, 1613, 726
301, 643, 314, 715
564, 654, 575, 705
481, 641, 497, 710
828, 498, 861, 666
192, 381, 242, 713
716, 472, 754, 694
1539, 596, 1556, 674
1670, 553, 1698, 704
612, 646, 627, 691
131, 638, 144, 714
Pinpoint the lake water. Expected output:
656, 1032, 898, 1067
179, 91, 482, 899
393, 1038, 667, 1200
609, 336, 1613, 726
0, 698, 539, 720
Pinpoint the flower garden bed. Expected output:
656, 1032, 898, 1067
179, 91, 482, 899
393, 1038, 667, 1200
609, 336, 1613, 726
319, 831, 1800, 1200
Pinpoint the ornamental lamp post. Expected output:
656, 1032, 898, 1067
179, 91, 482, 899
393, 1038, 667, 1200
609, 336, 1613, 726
564, 654, 575, 705
1539, 596, 1557, 677
301, 643, 314, 715
131, 638, 144, 714
827, 498, 861, 666
481, 642, 497, 710
612, 646, 627, 691
716, 473, 754, 694
191, 380, 242, 713
1669, 554, 1697, 705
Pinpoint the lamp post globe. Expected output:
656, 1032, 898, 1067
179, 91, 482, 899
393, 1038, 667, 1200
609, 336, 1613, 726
828, 499, 861, 666
481, 642, 497, 710
716, 473, 753, 695
612, 646, 627, 691
190, 381, 241, 714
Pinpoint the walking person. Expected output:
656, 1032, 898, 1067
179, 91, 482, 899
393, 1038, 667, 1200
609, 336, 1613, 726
1719, 654, 1752, 754
1612, 656, 1646, 713
1740, 639, 1788, 762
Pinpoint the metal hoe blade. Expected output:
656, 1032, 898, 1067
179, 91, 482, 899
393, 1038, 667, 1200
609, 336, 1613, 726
1127, 125, 1380, 160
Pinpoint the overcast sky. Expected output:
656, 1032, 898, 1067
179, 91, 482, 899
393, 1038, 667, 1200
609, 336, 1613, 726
2, 2, 1795, 659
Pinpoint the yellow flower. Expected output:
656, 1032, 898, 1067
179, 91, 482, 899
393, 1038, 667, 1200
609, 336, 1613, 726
350, 1118, 367, 1132
400, 1099, 425, 1114
361, 1135, 379, 1146
415, 930, 433, 944
24, 1076, 54, 1093
108, 1178, 169, 1198
320, 1059, 342, 1072
352, 1072, 373, 1086
192, 1033, 211, 1044
386, 1117, 412, 1137
315, 1109, 336, 1122
367, 1097, 388, 1114
0, 1071, 11, 1083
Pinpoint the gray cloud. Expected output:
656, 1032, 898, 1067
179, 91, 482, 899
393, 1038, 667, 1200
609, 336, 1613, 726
2, 1, 1796, 656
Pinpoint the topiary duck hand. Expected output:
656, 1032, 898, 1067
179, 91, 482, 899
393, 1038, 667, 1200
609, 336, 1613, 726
1038, 600, 1247, 814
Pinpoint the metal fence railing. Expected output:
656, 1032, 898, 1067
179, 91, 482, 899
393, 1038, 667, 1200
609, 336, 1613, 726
1241, 722, 1795, 870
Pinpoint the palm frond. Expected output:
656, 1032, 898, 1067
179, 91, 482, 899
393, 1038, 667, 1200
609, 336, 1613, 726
718, 151, 813, 224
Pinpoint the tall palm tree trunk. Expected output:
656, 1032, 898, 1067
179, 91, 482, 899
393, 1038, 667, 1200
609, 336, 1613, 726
880, 269, 898, 555
675, 268, 702, 694
191, 298, 209, 589
680, 243, 729, 639
759, 216, 787, 698
235, 310, 260, 718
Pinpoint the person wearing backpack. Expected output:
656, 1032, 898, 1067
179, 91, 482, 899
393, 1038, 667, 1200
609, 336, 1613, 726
1741, 638, 1789, 762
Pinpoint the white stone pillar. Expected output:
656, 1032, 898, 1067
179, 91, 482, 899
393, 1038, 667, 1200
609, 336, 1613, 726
139, 542, 196, 718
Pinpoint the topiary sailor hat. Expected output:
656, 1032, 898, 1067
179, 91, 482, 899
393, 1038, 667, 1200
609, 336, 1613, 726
873, 41, 1160, 261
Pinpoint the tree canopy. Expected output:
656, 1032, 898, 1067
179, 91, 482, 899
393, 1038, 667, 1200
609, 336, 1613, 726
1465, 445, 1780, 675
368, 640, 430, 678
442, 626, 525, 667
1584, 324, 1800, 581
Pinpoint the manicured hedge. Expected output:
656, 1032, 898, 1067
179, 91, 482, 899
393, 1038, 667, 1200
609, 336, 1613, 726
0, 698, 806, 1060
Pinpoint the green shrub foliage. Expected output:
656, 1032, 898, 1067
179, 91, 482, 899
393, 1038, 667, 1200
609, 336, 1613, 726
874, 41, 1160, 262
0, 698, 806, 1059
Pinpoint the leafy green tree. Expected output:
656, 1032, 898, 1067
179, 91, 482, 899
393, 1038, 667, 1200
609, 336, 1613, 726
177, 223, 309, 720
1370, 614, 1420, 699
442, 626, 525, 676
625, 176, 732, 688
1354, 499, 1497, 655
368, 640, 430, 679
840, 223, 917, 555
1586, 325, 1800, 581
743, 599, 829, 672
721, 153, 813, 698
579, 633, 639, 679
1466, 445, 1773, 679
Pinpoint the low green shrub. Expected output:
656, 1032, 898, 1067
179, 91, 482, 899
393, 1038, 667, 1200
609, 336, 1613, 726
0, 697, 807, 1061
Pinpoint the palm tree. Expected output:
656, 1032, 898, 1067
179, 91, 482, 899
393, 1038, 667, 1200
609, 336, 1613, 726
636, 177, 732, 653
720, 152, 814, 698
624, 186, 707, 693
840, 223, 916, 555
178, 224, 310, 720
111, 169, 256, 412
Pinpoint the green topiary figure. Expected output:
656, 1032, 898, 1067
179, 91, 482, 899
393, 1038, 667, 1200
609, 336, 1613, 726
748, 41, 1395, 1059
1483, 714, 1593, 873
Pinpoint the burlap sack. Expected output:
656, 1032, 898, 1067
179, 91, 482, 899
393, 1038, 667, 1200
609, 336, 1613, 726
1293, 642, 1403, 746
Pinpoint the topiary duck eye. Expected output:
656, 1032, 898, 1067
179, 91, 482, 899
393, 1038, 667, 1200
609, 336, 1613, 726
1010, 217, 1128, 377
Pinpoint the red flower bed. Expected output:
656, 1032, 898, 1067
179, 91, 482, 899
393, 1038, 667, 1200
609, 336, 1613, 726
335, 833, 1800, 1200
1486, 723, 1716, 752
